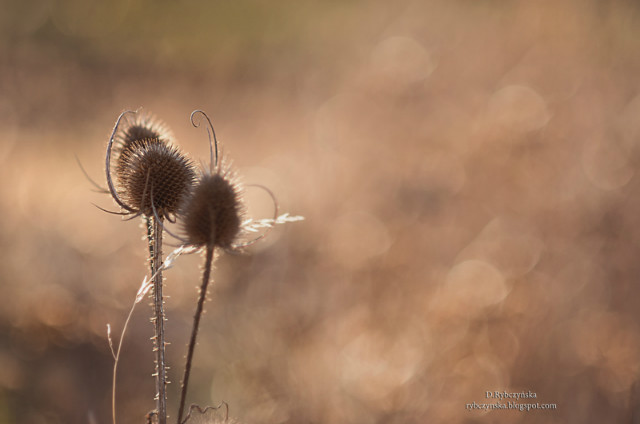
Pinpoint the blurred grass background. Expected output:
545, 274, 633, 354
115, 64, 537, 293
2, 0, 640, 423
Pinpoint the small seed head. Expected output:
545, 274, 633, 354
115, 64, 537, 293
182, 170, 243, 248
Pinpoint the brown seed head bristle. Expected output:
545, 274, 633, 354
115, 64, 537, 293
182, 172, 243, 248
116, 138, 196, 217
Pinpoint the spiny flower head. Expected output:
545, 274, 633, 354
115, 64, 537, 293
181, 163, 244, 249
166, 110, 301, 251
105, 111, 196, 219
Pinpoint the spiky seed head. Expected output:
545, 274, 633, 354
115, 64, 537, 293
182, 172, 243, 248
115, 138, 196, 217
107, 112, 196, 218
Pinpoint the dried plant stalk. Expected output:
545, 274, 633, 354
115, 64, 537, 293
148, 216, 168, 424
177, 245, 215, 424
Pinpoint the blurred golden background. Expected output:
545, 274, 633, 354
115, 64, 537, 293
1, 0, 640, 423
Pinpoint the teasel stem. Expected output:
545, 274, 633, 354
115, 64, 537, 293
148, 215, 168, 424
177, 244, 215, 424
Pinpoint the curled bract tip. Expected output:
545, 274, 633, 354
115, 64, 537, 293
105, 110, 139, 213
190, 109, 219, 172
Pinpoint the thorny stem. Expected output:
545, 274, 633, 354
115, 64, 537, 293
148, 216, 168, 424
177, 244, 215, 424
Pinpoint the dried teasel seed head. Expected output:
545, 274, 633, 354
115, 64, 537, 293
182, 169, 244, 248
116, 139, 196, 218
106, 111, 196, 218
